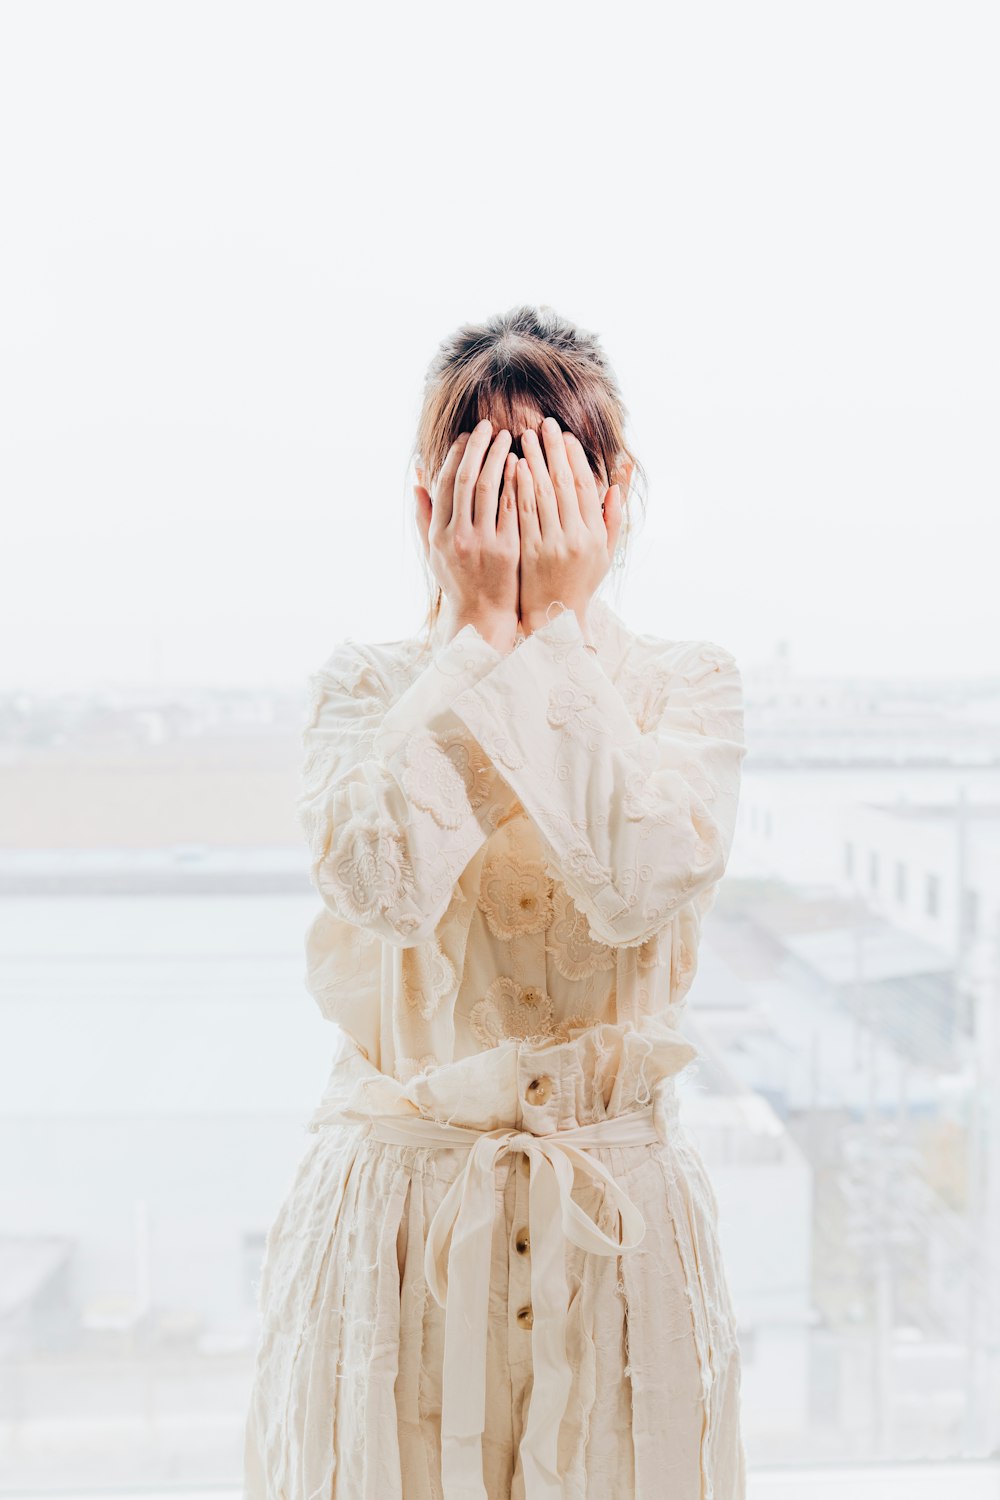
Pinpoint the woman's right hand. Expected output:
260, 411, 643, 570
414, 419, 520, 652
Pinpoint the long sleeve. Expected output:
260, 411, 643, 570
449, 604, 748, 948
296, 624, 520, 947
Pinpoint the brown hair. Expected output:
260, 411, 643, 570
408, 303, 647, 650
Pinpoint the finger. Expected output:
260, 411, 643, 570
603, 484, 624, 559
452, 417, 496, 527
516, 456, 542, 550
413, 484, 432, 552
430, 432, 472, 533
563, 431, 603, 529
539, 416, 582, 531
497, 451, 519, 535
474, 426, 513, 528
519, 426, 560, 539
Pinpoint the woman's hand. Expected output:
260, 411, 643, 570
516, 417, 623, 636
414, 418, 521, 652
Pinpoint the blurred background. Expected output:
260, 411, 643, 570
1, 0, 999, 1493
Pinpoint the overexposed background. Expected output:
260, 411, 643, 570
2, 0, 999, 1493
2, 1, 997, 692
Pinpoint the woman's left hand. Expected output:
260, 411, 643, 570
516, 416, 624, 635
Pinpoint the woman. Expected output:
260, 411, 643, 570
243, 304, 749, 1499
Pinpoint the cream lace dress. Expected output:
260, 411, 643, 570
243, 593, 749, 1500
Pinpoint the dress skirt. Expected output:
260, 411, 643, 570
242, 1026, 747, 1500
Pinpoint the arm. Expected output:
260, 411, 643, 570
449, 604, 748, 947
296, 623, 519, 947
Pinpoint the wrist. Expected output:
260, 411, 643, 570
521, 603, 593, 645
450, 611, 518, 654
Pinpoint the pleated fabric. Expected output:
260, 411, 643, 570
243, 1030, 747, 1499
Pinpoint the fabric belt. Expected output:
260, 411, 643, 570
352, 1105, 662, 1500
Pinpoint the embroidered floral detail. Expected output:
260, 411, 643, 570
545, 682, 606, 749
444, 731, 500, 809
400, 728, 497, 830
528, 807, 623, 898
401, 939, 458, 1020
559, 842, 616, 889
545, 884, 617, 981
469, 976, 591, 1049
477, 851, 554, 940
316, 812, 415, 923
490, 732, 524, 770
470, 977, 549, 1047
621, 768, 677, 824
399, 730, 469, 829
394, 1053, 437, 1084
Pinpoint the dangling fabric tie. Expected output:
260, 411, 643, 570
357, 1106, 660, 1500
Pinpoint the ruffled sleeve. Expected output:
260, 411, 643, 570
449, 605, 747, 947
297, 624, 519, 947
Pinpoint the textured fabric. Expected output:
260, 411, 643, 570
243, 593, 749, 1498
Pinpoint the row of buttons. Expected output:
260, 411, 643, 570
516, 1074, 551, 1331
515, 1219, 532, 1328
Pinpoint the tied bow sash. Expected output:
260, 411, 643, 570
357, 1105, 662, 1500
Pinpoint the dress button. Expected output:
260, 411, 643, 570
516, 1304, 534, 1329
525, 1074, 552, 1105
515, 1228, 530, 1255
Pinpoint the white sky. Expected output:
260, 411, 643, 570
1, 0, 997, 692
